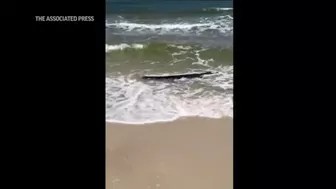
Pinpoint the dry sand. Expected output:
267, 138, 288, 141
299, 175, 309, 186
106, 117, 233, 189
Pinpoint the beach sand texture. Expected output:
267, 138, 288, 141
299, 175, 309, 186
106, 117, 233, 189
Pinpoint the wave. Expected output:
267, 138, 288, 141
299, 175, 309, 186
107, 22, 209, 30
203, 7, 233, 11
106, 42, 233, 64
106, 15, 233, 35
106, 43, 145, 52
106, 42, 231, 51
106, 65, 233, 124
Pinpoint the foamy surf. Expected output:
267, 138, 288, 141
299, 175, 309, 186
106, 43, 145, 52
203, 7, 233, 11
106, 66, 233, 124
106, 15, 233, 36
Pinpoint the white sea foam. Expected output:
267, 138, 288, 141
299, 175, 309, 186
168, 44, 192, 50
108, 22, 208, 32
106, 43, 145, 52
106, 66, 233, 124
203, 7, 233, 11
106, 15, 233, 35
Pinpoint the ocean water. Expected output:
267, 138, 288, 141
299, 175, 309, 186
106, 0, 233, 124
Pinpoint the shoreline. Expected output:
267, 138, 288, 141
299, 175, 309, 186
106, 117, 233, 189
105, 116, 233, 125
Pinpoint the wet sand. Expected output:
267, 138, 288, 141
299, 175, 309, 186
106, 117, 233, 189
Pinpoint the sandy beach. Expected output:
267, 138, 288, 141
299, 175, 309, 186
106, 117, 233, 189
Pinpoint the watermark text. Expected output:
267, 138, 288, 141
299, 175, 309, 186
35, 16, 94, 22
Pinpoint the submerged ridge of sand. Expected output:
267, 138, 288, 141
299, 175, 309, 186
106, 117, 233, 189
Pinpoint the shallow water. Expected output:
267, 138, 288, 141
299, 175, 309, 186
106, 0, 233, 124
